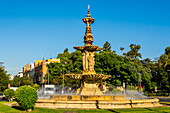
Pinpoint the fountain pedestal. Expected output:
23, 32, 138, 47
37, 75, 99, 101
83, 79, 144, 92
77, 81, 103, 95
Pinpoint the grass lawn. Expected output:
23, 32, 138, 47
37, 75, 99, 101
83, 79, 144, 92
0, 101, 170, 113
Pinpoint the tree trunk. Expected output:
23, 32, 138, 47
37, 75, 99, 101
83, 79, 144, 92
27, 109, 32, 112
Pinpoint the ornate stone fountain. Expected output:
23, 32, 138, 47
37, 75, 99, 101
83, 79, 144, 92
36, 7, 162, 109
66, 7, 111, 95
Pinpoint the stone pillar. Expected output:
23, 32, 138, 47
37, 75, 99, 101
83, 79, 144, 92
91, 52, 95, 72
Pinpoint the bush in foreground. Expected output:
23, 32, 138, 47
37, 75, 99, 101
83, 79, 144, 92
3, 89, 14, 101
15, 86, 38, 111
31, 83, 40, 90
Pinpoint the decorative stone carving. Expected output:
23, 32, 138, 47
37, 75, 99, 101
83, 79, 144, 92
88, 53, 92, 72
66, 8, 111, 95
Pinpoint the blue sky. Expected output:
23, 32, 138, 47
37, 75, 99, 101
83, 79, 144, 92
0, 0, 169, 75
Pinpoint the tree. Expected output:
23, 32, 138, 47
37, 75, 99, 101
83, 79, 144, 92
95, 51, 151, 90
47, 50, 82, 86
15, 86, 38, 111
0, 66, 9, 92
141, 58, 151, 66
103, 41, 111, 52
69, 50, 82, 74
11, 76, 33, 87
31, 84, 40, 90
3, 89, 14, 101
127, 44, 142, 59
120, 47, 124, 55
145, 46, 170, 95
46, 62, 62, 84
165, 46, 170, 55
48, 42, 154, 93
64, 48, 69, 53
157, 48, 169, 93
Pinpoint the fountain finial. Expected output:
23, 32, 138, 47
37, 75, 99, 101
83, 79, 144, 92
87, 5, 91, 17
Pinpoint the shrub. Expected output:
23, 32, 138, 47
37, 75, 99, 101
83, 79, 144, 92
112, 88, 122, 94
31, 84, 40, 90
165, 93, 169, 96
15, 86, 38, 111
3, 89, 15, 101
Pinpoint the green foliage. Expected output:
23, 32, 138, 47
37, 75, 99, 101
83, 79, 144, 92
95, 51, 151, 89
112, 88, 122, 92
103, 41, 111, 52
31, 84, 40, 90
0, 66, 9, 92
15, 86, 38, 110
141, 46, 170, 94
47, 50, 82, 86
10, 76, 33, 87
120, 47, 124, 55
47, 42, 168, 95
165, 46, 170, 55
69, 50, 83, 73
126, 85, 136, 90
127, 44, 142, 59
3, 89, 14, 101
64, 48, 69, 53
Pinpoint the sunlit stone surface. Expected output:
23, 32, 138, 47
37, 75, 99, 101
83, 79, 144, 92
66, 8, 110, 95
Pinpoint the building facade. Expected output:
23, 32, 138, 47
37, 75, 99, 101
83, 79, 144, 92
23, 57, 60, 85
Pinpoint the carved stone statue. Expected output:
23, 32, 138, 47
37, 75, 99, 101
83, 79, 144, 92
88, 53, 92, 71
82, 52, 86, 71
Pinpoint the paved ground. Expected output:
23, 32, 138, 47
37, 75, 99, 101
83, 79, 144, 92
156, 97, 170, 102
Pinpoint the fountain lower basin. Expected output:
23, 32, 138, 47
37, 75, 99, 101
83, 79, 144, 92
36, 94, 162, 109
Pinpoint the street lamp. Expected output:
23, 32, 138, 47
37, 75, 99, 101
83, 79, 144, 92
42, 72, 43, 88
62, 64, 64, 94
48, 69, 49, 85
101, 69, 103, 89
137, 73, 140, 92
137, 66, 142, 93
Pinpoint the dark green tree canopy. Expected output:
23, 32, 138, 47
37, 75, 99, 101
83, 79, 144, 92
120, 47, 124, 51
10, 76, 33, 87
46, 42, 169, 95
95, 51, 151, 88
47, 50, 82, 86
64, 48, 69, 53
120, 47, 124, 55
141, 58, 151, 65
103, 41, 111, 52
127, 44, 142, 59
0, 66, 9, 92
165, 46, 170, 55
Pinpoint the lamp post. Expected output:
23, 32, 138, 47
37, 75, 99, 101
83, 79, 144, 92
137, 73, 140, 92
48, 69, 49, 85
62, 64, 64, 94
19, 81, 20, 87
101, 69, 103, 89
137, 66, 142, 93
42, 72, 43, 88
